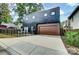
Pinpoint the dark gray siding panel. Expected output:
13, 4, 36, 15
23, 7, 60, 26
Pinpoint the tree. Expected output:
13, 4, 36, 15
0, 3, 12, 24
14, 3, 43, 29
25, 3, 44, 14
15, 3, 26, 22
15, 3, 44, 22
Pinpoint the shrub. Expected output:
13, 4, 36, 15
73, 32, 79, 47
65, 31, 79, 46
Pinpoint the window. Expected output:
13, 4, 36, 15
51, 12, 55, 15
44, 13, 48, 16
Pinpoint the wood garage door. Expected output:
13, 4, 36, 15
37, 23, 60, 35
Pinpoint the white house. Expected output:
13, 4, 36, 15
68, 6, 79, 29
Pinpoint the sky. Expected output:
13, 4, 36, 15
43, 3, 79, 22
9, 3, 79, 22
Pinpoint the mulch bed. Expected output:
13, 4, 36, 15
66, 45, 79, 55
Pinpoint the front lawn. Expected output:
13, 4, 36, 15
0, 34, 16, 38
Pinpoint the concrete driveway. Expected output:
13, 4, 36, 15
0, 35, 68, 55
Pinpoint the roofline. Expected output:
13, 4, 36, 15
68, 5, 79, 19
26, 7, 60, 15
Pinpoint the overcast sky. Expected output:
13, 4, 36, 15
9, 3, 79, 22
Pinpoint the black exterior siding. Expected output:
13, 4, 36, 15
22, 7, 60, 33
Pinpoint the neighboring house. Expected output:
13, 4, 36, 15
22, 7, 60, 35
1, 22, 16, 29
68, 6, 79, 30
0, 25, 7, 29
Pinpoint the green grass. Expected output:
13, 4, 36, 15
0, 34, 16, 38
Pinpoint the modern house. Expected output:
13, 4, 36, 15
22, 7, 60, 35
68, 6, 79, 30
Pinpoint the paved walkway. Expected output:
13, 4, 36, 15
0, 35, 68, 55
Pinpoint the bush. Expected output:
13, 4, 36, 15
73, 33, 79, 47
65, 31, 79, 47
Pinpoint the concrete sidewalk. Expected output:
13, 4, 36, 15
0, 35, 68, 55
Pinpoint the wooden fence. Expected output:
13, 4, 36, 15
0, 28, 30, 37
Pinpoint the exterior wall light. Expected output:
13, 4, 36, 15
32, 16, 35, 19
26, 18, 28, 20
44, 13, 48, 16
